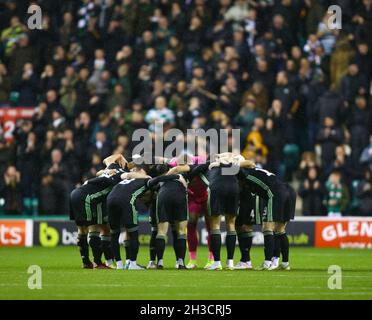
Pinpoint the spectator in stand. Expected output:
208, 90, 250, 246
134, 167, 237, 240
50, 110, 66, 132
340, 63, 369, 105
317, 117, 344, 167
184, 16, 204, 77
59, 11, 76, 49
298, 166, 326, 216
74, 111, 93, 167
298, 151, 318, 179
352, 0, 372, 51
325, 170, 350, 217
317, 11, 337, 55
145, 95, 175, 132
40, 64, 60, 93
241, 81, 269, 115
16, 131, 40, 201
8, 33, 37, 80
354, 42, 372, 85
273, 71, 298, 142
327, 145, 357, 187
89, 131, 112, 160
360, 135, 372, 172
317, 86, 343, 126
1, 16, 27, 58
59, 66, 78, 118
45, 89, 65, 120
0, 63, 11, 105
40, 148, 70, 215
271, 13, 294, 54
356, 168, 372, 216
55, 128, 80, 185
224, 0, 249, 24
234, 95, 259, 137
263, 117, 283, 175
0, 137, 13, 176
83, 152, 104, 181
106, 84, 127, 112
345, 95, 372, 167
0, 165, 22, 215
15, 63, 39, 106
242, 116, 267, 160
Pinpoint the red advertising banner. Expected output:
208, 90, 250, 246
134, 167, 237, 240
0, 220, 33, 247
315, 220, 372, 248
0, 220, 26, 246
0, 107, 35, 142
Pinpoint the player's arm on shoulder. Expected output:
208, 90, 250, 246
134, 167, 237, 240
166, 164, 191, 175
103, 154, 127, 168
122, 172, 151, 180
208, 161, 220, 170
239, 159, 256, 168
216, 152, 235, 158
147, 174, 180, 188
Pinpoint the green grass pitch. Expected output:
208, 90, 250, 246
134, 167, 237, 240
0, 246, 371, 300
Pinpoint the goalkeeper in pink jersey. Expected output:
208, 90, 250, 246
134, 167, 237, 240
168, 153, 214, 269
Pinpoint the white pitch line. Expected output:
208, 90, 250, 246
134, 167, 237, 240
4, 291, 372, 299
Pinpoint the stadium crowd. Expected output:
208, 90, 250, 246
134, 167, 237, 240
0, 0, 372, 216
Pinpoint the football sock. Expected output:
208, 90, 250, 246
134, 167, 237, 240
226, 230, 237, 260
77, 234, 90, 264
189, 251, 197, 260
150, 228, 157, 262
263, 230, 274, 261
100, 235, 113, 261
171, 227, 178, 259
88, 232, 102, 265
128, 229, 139, 262
176, 234, 187, 264
273, 231, 283, 258
280, 232, 289, 263
210, 229, 221, 262
187, 221, 198, 258
206, 222, 213, 260
208, 251, 214, 260
110, 230, 121, 262
124, 240, 131, 261
156, 235, 166, 261
238, 231, 253, 262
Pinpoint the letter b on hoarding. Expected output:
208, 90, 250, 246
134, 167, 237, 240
39, 223, 59, 247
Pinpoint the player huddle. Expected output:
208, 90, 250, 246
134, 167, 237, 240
69, 152, 296, 271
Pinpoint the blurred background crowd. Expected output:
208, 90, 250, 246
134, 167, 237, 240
0, 0, 372, 216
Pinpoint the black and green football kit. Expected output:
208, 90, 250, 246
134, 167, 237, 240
107, 178, 151, 231
148, 174, 190, 224
191, 162, 240, 216
239, 167, 296, 223
107, 177, 153, 263
236, 180, 264, 226
69, 168, 125, 226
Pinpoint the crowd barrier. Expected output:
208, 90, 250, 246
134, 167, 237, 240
1, 217, 372, 249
